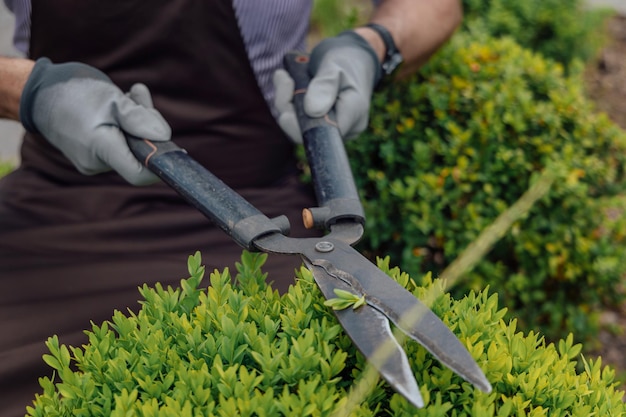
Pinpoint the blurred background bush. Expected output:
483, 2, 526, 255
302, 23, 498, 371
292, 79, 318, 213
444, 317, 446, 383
311, 0, 626, 347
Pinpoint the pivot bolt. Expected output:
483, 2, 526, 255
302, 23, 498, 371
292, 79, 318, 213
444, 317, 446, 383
315, 241, 334, 253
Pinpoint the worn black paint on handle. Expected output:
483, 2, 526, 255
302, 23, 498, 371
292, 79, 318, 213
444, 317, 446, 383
125, 134, 285, 250
283, 52, 365, 229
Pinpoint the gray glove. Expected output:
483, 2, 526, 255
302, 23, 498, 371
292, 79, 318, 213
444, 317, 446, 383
20, 58, 171, 185
274, 31, 381, 143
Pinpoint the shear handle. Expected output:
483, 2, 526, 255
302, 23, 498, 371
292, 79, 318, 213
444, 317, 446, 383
284, 52, 365, 230
126, 135, 289, 250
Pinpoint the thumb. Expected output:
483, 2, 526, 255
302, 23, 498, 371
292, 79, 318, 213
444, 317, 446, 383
303, 64, 341, 118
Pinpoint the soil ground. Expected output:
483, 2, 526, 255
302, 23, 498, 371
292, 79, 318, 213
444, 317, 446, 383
586, 15, 626, 129
584, 14, 626, 392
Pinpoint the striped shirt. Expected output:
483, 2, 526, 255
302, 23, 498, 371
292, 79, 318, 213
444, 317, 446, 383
2, 0, 312, 109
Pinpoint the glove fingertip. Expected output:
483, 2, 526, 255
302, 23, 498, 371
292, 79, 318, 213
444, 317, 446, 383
278, 112, 303, 144
128, 83, 154, 108
147, 112, 172, 141
126, 169, 161, 186
303, 79, 337, 117
273, 69, 296, 112
109, 145, 160, 185
116, 97, 172, 142
303, 94, 334, 118
273, 68, 293, 85
335, 93, 370, 140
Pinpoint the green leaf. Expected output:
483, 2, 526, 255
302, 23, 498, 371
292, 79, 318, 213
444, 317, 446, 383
323, 288, 366, 311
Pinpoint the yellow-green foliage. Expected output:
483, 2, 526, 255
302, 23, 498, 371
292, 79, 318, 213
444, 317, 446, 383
27, 252, 625, 416
460, 0, 611, 70
348, 30, 626, 343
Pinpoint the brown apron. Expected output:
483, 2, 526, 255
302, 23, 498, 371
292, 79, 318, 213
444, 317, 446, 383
0, 1, 316, 414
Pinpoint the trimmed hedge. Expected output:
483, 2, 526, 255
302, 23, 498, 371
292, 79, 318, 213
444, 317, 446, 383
26, 253, 626, 416
347, 30, 626, 343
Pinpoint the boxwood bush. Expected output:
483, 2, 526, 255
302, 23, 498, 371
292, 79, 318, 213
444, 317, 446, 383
347, 30, 626, 343
310, 0, 609, 71
460, 0, 611, 70
26, 252, 625, 416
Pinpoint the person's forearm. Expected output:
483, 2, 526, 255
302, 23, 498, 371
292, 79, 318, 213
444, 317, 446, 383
354, 0, 462, 77
0, 56, 35, 121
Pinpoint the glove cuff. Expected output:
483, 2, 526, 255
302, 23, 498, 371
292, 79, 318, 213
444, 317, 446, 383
309, 31, 383, 88
19, 57, 53, 133
19, 57, 112, 133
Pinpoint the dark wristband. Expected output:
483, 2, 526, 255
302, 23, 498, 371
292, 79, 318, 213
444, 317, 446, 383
365, 23, 404, 77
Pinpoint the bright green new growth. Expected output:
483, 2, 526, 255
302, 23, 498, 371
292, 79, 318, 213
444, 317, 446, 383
324, 289, 367, 311
27, 252, 625, 416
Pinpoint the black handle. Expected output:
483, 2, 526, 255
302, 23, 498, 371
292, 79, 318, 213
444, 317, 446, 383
283, 52, 365, 229
126, 135, 289, 250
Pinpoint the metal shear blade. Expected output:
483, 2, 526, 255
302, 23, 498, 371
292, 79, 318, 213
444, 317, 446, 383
304, 257, 424, 408
255, 223, 492, 407
304, 232, 491, 392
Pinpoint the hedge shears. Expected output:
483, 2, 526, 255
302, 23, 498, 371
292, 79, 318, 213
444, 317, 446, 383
126, 52, 492, 408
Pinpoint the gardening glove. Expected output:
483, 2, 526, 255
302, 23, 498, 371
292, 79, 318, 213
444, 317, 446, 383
273, 31, 381, 143
19, 58, 171, 185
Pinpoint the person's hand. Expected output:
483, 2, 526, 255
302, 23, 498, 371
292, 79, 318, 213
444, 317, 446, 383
273, 31, 381, 143
19, 58, 171, 185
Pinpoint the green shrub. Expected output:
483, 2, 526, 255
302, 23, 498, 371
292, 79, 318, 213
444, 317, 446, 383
0, 161, 14, 178
26, 252, 625, 416
348, 31, 626, 344
310, 0, 365, 39
311, 0, 609, 70
460, 0, 611, 70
